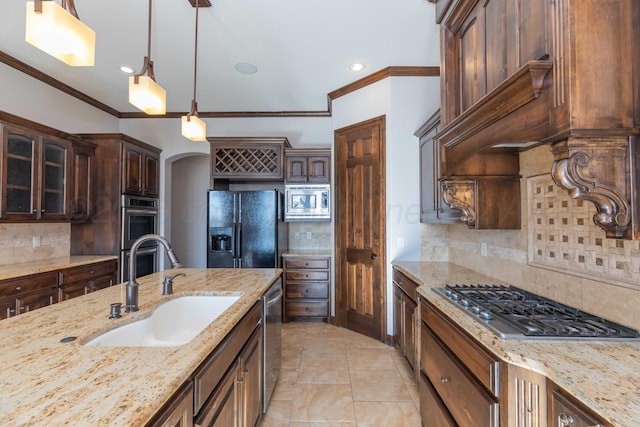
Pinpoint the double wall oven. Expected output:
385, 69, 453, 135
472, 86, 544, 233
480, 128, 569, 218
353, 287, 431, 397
121, 195, 159, 282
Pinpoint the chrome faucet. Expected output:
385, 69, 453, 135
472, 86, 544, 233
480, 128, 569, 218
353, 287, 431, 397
126, 234, 182, 312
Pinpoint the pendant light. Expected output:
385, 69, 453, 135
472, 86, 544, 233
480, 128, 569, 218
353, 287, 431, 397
181, 0, 206, 141
25, 0, 95, 66
129, 0, 166, 115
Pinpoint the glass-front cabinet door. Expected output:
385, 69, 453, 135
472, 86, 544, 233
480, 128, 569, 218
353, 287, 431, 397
0, 124, 71, 220
40, 137, 71, 220
1, 125, 39, 220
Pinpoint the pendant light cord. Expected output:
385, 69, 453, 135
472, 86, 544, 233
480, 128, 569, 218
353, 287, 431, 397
192, 0, 200, 112
147, 0, 152, 60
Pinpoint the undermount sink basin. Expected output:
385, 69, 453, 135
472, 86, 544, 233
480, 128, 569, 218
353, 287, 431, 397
85, 295, 241, 347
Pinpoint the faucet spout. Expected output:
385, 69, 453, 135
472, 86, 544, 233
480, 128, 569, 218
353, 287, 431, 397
126, 234, 182, 312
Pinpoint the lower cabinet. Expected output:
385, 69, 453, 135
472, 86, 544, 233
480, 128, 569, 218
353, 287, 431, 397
419, 296, 613, 427
392, 268, 418, 372
0, 259, 118, 320
283, 256, 330, 322
149, 300, 263, 427
0, 271, 58, 320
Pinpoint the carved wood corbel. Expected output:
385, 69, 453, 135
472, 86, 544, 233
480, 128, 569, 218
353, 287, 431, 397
441, 180, 476, 228
550, 138, 631, 238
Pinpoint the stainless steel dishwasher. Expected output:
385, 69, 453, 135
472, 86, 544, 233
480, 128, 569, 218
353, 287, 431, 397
262, 278, 282, 413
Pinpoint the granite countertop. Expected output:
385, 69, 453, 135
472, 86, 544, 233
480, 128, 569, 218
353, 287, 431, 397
392, 260, 640, 427
282, 249, 332, 257
0, 255, 118, 281
0, 267, 281, 426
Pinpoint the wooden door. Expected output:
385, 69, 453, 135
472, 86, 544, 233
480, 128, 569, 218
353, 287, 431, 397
334, 116, 386, 341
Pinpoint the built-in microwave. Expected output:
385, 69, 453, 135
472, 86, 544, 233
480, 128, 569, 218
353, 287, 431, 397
284, 184, 331, 222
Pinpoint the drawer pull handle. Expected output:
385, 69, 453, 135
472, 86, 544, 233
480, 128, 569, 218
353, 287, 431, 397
440, 376, 449, 383
15, 286, 22, 291
558, 414, 575, 426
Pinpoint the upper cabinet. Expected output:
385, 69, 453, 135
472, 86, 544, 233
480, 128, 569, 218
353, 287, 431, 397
0, 120, 78, 222
284, 148, 331, 184
433, 0, 640, 237
122, 141, 160, 197
209, 137, 291, 183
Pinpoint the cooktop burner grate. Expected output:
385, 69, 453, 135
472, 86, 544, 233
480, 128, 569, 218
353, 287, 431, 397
433, 284, 640, 340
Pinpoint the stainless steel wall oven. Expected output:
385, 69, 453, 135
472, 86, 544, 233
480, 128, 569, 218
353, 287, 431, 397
121, 195, 159, 281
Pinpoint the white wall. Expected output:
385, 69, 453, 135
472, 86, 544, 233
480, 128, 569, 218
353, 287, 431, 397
331, 75, 440, 334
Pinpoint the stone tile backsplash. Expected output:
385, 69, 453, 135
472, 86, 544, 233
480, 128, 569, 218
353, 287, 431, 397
420, 145, 640, 329
0, 223, 70, 265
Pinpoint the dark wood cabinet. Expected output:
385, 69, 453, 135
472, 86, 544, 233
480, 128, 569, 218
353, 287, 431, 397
193, 301, 262, 427
209, 137, 291, 183
0, 271, 58, 320
416, 110, 461, 224
433, 0, 640, 238
0, 260, 117, 319
548, 382, 608, 427
70, 141, 95, 222
0, 123, 72, 221
123, 141, 160, 197
392, 269, 418, 371
419, 297, 500, 427
59, 259, 118, 301
283, 256, 330, 322
284, 148, 331, 183
148, 382, 194, 427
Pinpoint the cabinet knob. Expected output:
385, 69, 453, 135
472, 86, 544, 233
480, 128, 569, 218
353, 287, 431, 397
558, 414, 575, 426
371, 253, 379, 260
440, 376, 449, 383
15, 286, 22, 291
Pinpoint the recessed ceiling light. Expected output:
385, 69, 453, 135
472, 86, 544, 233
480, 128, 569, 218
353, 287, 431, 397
120, 66, 134, 74
350, 63, 365, 72
235, 62, 258, 74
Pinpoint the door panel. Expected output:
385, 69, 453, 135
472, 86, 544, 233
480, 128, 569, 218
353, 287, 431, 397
335, 116, 385, 341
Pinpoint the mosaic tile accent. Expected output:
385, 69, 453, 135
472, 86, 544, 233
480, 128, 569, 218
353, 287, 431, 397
528, 174, 640, 288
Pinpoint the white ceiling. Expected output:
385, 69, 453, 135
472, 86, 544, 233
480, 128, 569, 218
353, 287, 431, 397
1, 0, 439, 115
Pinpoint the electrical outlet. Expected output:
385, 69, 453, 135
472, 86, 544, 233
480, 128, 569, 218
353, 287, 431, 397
32, 236, 41, 247
480, 241, 487, 257
294, 232, 300, 240
306, 231, 312, 240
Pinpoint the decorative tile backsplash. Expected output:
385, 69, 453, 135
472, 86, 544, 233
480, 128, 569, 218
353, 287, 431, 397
0, 223, 70, 265
528, 174, 640, 289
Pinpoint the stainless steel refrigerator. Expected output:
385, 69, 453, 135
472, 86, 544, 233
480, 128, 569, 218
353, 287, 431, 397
207, 190, 287, 268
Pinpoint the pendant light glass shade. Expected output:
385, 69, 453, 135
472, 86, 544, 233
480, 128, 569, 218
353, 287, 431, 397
129, 73, 166, 115
25, 1, 95, 66
181, 113, 206, 141
128, 0, 166, 115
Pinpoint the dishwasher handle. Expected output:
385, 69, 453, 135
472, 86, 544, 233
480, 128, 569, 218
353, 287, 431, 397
265, 286, 283, 307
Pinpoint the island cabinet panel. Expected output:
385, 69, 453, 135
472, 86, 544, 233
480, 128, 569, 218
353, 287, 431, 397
192, 301, 262, 427
283, 256, 331, 322
148, 382, 194, 427
0, 271, 58, 320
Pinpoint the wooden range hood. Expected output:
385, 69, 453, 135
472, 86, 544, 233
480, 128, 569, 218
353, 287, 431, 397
431, 0, 640, 239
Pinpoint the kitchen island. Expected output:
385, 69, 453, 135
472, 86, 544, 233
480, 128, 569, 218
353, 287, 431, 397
394, 261, 640, 427
0, 267, 281, 426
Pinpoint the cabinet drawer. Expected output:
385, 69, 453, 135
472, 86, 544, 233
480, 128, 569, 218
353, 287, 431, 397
60, 260, 118, 284
286, 282, 329, 299
0, 272, 59, 298
392, 269, 418, 301
421, 325, 498, 427
285, 270, 329, 281
193, 302, 261, 414
284, 258, 329, 270
286, 301, 329, 317
419, 371, 457, 427
421, 300, 500, 395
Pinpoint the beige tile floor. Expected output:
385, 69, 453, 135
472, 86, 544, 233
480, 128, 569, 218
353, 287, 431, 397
260, 322, 421, 427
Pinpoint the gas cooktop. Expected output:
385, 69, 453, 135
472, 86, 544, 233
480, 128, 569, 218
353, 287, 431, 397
433, 284, 640, 340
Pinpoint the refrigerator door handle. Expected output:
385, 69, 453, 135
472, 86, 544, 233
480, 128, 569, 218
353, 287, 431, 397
236, 222, 242, 266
